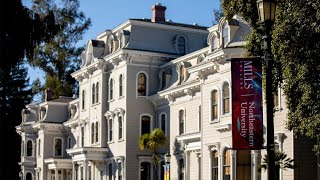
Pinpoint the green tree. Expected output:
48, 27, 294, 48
258, 150, 295, 180
0, 0, 57, 178
138, 128, 167, 168
223, 0, 320, 153
29, 0, 91, 99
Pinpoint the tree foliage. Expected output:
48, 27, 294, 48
29, 0, 91, 99
0, 0, 58, 178
258, 150, 295, 180
223, 0, 320, 153
138, 128, 167, 166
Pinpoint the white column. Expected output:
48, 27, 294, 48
218, 154, 222, 180
47, 170, 51, 180
55, 170, 58, 180
72, 163, 76, 180
83, 160, 88, 180
231, 150, 237, 180
184, 151, 190, 180
208, 149, 212, 180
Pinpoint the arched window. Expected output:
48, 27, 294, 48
179, 110, 185, 135
212, 151, 219, 180
212, 35, 219, 50
96, 82, 99, 103
118, 116, 123, 140
108, 119, 113, 142
223, 82, 230, 114
26, 140, 32, 156
95, 122, 99, 143
177, 36, 186, 55
140, 162, 151, 180
141, 116, 151, 135
179, 65, 185, 84
222, 22, 229, 47
160, 114, 166, 135
110, 79, 114, 100
109, 38, 114, 53
119, 74, 123, 97
212, 90, 218, 121
26, 173, 32, 180
54, 138, 62, 156
223, 149, 231, 180
92, 84, 95, 104
236, 150, 251, 179
91, 123, 95, 144
82, 90, 85, 110
137, 73, 147, 96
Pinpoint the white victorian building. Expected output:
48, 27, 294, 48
16, 3, 319, 180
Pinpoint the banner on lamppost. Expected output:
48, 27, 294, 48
231, 58, 263, 150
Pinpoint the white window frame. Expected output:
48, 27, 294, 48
178, 108, 186, 135
53, 137, 63, 157
118, 116, 124, 141
221, 80, 231, 116
210, 88, 220, 123
119, 74, 124, 98
136, 71, 149, 97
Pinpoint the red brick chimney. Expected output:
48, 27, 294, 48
45, 88, 53, 101
152, 3, 166, 23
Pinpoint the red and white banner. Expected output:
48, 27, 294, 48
231, 58, 263, 150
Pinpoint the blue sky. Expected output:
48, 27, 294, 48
23, 0, 220, 100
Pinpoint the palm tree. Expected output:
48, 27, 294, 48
258, 150, 295, 180
138, 128, 167, 165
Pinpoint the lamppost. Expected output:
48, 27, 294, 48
164, 153, 171, 180
256, 0, 277, 180
75, 163, 79, 180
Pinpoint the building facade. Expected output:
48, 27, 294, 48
16, 4, 319, 180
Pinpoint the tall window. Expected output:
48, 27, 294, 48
81, 127, 84, 147
68, 137, 72, 149
161, 71, 166, 89
179, 65, 185, 84
223, 83, 230, 114
222, 23, 229, 47
212, 151, 219, 180
179, 159, 185, 180
92, 84, 95, 104
96, 82, 99, 103
110, 79, 114, 100
179, 110, 185, 135
26, 173, 32, 180
223, 149, 231, 180
26, 140, 32, 156
118, 116, 123, 140
108, 119, 113, 142
160, 114, 166, 134
82, 90, 85, 109
38, 139, 41, 156
95, 122, 99, 143
137, 73, 146, 96
236, 150, 251, 180
141, 116, 151, 135
140, 162, 151, 180
119, 74, 123, 97
212, 90, 218, 120
108, 163, 113, 180
177, 36, 186, 55
54, 138, 62, 156
91, 123, 95, 144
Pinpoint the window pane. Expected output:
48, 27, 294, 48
223, 150, 230, 180
92, 84, 95, 104
141, 162, 151, 180
141, 116, 150, 135
110, 80, 113, 100
96, 82, 99, 103
138, 74, 146, 96
177, 37, 186, 55
95, 122, 99, 142
212, 151, 218, 180
179, 66, 185, 84
119, 117, 123, 139
161, 114, 166, 134
212, 91, 218, 120
82, 90, 85, 109
109, 119, 113, 141
27, 140, 32, 156
222, 23, 229, 47
179, 110, 184, 135
91, 123, 95, 143
223, 83, 230, 114
119, 75, 123, 96
54, 139, 62, 156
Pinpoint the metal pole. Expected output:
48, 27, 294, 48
263, 21, 276, 180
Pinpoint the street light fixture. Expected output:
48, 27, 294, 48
257, 0, 277, 180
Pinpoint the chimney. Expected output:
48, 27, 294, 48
151, 3, 166, 23
45, 88, 53, 101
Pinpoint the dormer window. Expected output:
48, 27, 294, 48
177, 36, 186, 55
179, 65, 185, 84
222, 22, 229, 47
137, 73, 147, 96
